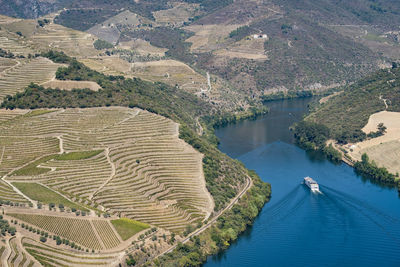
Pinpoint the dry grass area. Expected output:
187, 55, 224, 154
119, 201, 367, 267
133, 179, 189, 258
214, 37, 268, 60
29, 22, 98, 58
153, 2, 200, 26
0, 33, 34, 56
0, 109, 28, 123
87, 10, 150, 44
185, 24, 242, 52
41, 80, 101, 91
80, 57, 132, 77
0, 16, 98, 58
0, 57, 18, 73
1, 107, 214, 232
131, 60, 208, 93
118, 39, 168, 57
344, 111, 400, 175
0, 15, 22, 24
319, 91, 344, 104
0, 57, 63, 101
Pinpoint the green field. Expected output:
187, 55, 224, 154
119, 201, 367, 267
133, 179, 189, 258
12, 182, 88, 211
12, 150, 103, 176
111, 218, 149, 241
11, 155, 55, 176
55, 150, 103, 161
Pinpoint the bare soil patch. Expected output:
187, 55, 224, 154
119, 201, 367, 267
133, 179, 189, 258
344, 111, 400, 175
42, 80, 101, 91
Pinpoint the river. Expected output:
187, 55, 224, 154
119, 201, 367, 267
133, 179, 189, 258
205, 98, 400, 267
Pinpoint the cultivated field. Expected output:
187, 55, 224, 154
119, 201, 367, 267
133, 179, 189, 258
0, 57, 63, 101
28, 21, 98, 58
118, 39, 167, 57
214, 37, 268, 60
185, 24, 241, 52
22, 237, 121, 266
80, 57, 132, 77
41, 80, 101, 91
345, 111, 400, 175
0, 107, 214, 232
131, 60, 208, 93
153, 2, 200, 26
8, 213, 125, 251
87, 10, 150, 44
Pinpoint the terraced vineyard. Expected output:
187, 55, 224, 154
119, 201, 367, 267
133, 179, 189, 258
1, 107, 214, 232
92, 220, 121, 249
0, 35, 34, 56
6, 236, 37, 267
0, 180, 29, 204
0, 109, 28, 123
23, 237, 120, 266
29, 21, 98, 58
9, 213, 112, 250
0, 136, 59, 177
0, 57, 62, 101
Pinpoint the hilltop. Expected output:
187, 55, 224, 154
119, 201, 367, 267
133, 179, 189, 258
2, 0, 400, 108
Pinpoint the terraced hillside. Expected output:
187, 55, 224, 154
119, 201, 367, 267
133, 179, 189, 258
8, 213, 124, 250
22, 237, 121, 266
0, 107, 214, 232
0, 57, 63, 101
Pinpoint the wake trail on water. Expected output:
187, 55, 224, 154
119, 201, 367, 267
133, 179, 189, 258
260, 185, 308, 230
321, 185, 400, 246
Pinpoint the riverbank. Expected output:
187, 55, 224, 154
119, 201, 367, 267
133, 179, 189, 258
206, 97, 400, 267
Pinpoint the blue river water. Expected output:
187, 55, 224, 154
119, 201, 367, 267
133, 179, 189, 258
205, 98, 400, 267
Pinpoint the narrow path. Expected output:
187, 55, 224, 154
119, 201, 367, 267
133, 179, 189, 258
380, 95, 388, 110
88, 147, 115, 200
155, 175, 253, 258
0, 146, 5, 166
57, 135, 64, 154
1, 177, 36, 209
89, 220, 106, 250
206, 72, 212, 92
195, 117, 204, 136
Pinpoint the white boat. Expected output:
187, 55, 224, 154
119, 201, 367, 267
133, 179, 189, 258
304, 177, 320, 192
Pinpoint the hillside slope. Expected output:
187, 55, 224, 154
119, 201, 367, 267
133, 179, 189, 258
2, 0, 399, 108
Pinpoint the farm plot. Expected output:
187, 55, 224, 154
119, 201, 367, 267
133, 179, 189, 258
0, 35, 34, 56
29, 22, 99, 58
0, 136, 59, 177
0, 57, 62, 101
41, 80, 101, 91
153, 2, 200, 26
92, 220, 122, 249
12, 183, 88, 211
0, 107, 214, 232
7, 236, 35, 267
118, 39, 167, 57
80, 57, 132, 77
184, 24, 242, 52
0, 109, 28, 123
131, 60, 208, 94
0, 57, 18, 73
0, 180, 29, 204
23, 237, 120, 266
347, 111, 400, 175
8, 213, 103, 250
214, 37, 268, 60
